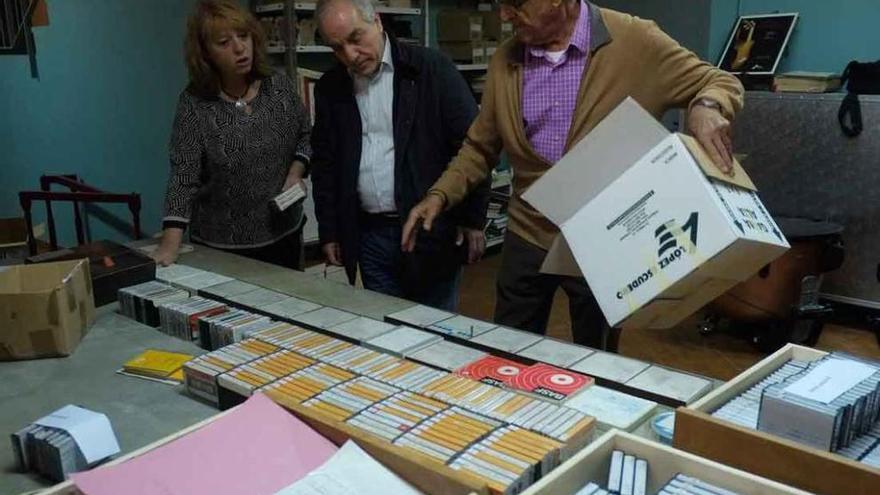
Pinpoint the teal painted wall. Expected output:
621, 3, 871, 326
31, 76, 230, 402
0, 0, 195, 245
709, 0, 880, 73
598, 0, 712, 58
7, 1, 875, 246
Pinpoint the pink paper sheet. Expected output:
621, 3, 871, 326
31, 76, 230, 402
73, 393, 338, 495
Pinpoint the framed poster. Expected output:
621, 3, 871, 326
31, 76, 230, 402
717, 13, 799, 75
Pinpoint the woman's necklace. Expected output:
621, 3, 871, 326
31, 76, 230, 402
222, 82, 252, 114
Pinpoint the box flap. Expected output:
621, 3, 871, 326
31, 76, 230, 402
522, 97, 669, 226
678, 134, 756, 191
618, 299, 681, 330
0, 259, 93, 360
0, 265, 23, 293
539, 235, 582, 277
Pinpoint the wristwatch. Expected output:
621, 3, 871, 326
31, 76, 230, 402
694, 97, 722, 112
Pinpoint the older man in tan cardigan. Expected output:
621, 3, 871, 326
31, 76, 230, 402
403, 0, 744, 350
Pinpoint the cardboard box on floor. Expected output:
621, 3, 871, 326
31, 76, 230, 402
0, 259, 96, 360
522, 98, 789, 330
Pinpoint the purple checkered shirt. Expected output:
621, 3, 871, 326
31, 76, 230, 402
522, 1, 591, 163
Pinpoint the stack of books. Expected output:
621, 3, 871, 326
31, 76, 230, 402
120, 349, 194, 383
773, 71, 842, 93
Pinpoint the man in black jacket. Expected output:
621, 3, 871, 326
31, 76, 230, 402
311, 0, 490, 310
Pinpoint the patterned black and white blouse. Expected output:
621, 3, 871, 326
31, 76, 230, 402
163, 72, 311, 249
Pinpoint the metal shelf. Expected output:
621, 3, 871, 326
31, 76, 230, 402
296, 45, 333, 53
293, 2, 421, 14
255, 2, 285, 14
456, 64, 488, 71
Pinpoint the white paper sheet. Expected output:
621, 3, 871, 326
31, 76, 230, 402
274, 441, 420, 495
784, 358, 876, 404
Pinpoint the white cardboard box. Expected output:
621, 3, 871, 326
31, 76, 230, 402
520, 430, 810, 494
523, 98, 789, 329
676, 344, 880, 495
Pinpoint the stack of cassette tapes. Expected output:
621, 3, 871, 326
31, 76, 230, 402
346, 390, 444, 441
260, 296, 322, 321
224, 287, 289, 311
655, 473, 743, 495
155, 264, 233, 292
567, 452, 748, 495
447, 424, 562, 494
606, 449, 648, 495
329, 316, 397, 342
198, 308, 263, 351
428, 315, 498, 339
408, 340, 488, 371
366, 357, 449, 391
249, 324, 593, 445
302, 376, 400, 421
178, 322, 594, 494
262, 362, 356, 406
711, 359, 812, 429
118, 281, 189, 327
838, 422, 880, 464
417, 373, 592, 448
861, 439, 880, 468
11, 424, 89, 482
217, 349, 317, 398
199, 279, 262, 303
392, 405, 499, 461
155, 263, 205, 283
572, 483, 611, 495
157, 297, 228, 344
363, 326, 443, 358
10, 406, 118, 483
196, 311, 298, 351
713, 353, 880, 467
758, 353, 880, 453
294, 306, 359, 330
182, 339, 278, 406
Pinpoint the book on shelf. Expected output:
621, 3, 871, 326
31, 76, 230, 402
773, 71, 842, 93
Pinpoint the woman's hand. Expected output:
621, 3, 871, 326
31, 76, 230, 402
283, 161, 308, 195
151, 227, 184, 266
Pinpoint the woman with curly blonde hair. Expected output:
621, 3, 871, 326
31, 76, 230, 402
153, 0, 311, 269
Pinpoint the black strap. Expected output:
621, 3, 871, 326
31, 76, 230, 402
841, 61, 856, 86
838, 92, 863, 138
